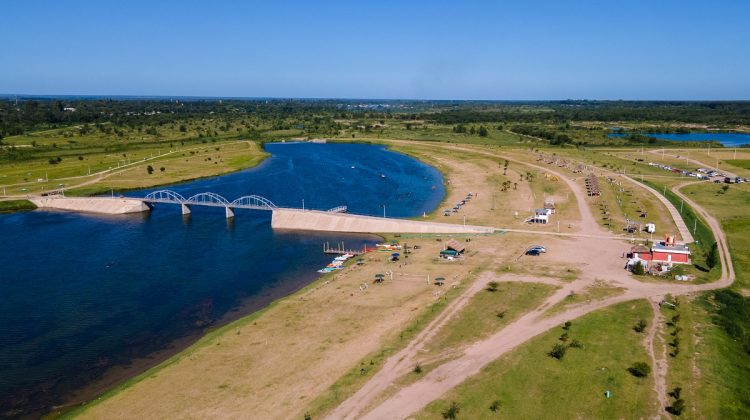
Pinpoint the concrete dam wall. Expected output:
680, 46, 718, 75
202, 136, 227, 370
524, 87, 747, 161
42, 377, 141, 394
29, 197, 151, 215
271, 208, 495, 234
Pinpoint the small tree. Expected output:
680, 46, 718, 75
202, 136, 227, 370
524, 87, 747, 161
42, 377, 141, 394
489, 399, 501, 412
414, 364, 422, 374
669, 387, 682, 399
668, 398, 686, 416
628, 362, 651, 377
160, 166, 166, 172
632, 261, 646, 275
706, 242, 719, 269
442, 401, 460, 419
633, 319, 647, 333
548, 344, 567, 360
478, 126, 489, 137
487, 281, 499, 292
562, 321, 572, 330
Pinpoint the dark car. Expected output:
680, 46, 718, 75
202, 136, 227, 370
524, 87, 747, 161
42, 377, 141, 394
525, 249, 542, 256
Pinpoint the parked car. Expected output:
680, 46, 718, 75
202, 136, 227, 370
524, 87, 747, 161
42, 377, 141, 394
525, 249, 543, 256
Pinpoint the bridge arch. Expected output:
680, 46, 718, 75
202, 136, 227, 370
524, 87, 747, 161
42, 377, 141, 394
186, 192, 231, 206
144, 190, 187, 203
230, 195, 277, 210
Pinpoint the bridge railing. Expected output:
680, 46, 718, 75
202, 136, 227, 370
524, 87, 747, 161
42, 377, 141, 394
326, 205, 348, 213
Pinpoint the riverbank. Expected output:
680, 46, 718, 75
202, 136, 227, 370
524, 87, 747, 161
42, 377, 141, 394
0, 199, 37, 212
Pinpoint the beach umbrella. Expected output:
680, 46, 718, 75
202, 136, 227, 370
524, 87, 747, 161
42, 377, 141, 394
391, 253, 400, 257
375, 273, 385, 278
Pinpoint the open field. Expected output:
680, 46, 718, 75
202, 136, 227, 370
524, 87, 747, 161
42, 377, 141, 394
416, 300, 656, 419
0, 140, 267, 196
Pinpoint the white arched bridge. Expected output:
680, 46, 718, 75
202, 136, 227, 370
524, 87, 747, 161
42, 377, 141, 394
142, 189, 347, 218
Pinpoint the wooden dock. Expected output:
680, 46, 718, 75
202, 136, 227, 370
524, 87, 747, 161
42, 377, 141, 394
323, 241, 366, 255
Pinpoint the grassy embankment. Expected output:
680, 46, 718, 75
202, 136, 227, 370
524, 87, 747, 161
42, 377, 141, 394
416, 300, 656, 419
0, 199, 36, 212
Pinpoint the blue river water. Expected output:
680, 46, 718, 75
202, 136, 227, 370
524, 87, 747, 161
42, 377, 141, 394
0, 142, 445, 416
608, 132, 750, 146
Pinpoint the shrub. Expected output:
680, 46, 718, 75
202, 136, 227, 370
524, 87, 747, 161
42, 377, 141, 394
442, 401, 460, 419
147, 165, 154, 174
633, 319, 647, 333
562, 321, 572, 330
489, 399, 501, 412
667, 398, 686, 415
487, 281, 499, 292
414, 364, 422, 374
627, 362, 651, 377
548, 344, 567, 360
569, 339, 583, 349
632, 261, 646, 275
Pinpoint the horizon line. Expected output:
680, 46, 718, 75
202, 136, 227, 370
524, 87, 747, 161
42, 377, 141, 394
2, 93, 750, 103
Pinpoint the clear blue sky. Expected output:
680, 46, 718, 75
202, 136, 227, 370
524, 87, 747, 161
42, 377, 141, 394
2, 0, 748, 100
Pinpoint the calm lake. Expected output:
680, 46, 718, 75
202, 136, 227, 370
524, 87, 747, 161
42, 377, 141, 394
609, 132, 750, 146
0, 142, 445, 417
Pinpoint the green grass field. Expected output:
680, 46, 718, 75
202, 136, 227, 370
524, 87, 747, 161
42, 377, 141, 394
425, 282, 557, 353
416, 300, 656, 419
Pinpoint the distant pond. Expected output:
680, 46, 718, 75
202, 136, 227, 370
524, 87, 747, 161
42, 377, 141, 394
608, 132, 750, 147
